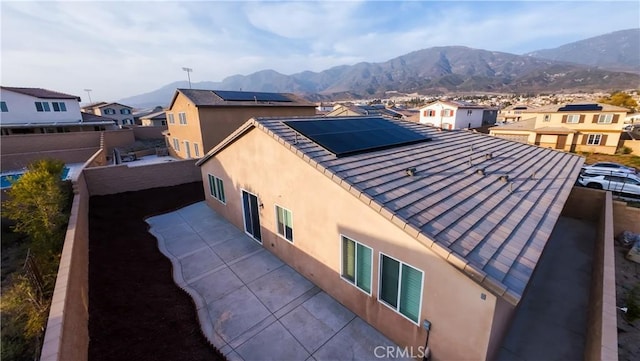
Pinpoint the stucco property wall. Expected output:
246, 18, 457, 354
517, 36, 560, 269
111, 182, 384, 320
1, 148, 99, 172
40, 171, 90, 361
0, 132, 101, 154
132, 126, 166, 139
621, 140, 640, 155
200, 128, 512, 361
102, 129, 135, 152
84, 159, 200, 196
613, 200, 640, 235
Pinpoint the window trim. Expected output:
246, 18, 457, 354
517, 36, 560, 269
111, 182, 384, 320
274, 204, 294, 243
178, 112, 187, 125
207, 174, 226, 204
597, 114, 613, 124
587, 134, 602, 145
566, 114, 580, 124
340, 235, 373, 296
172, 138, 180, 152
168, 113, 175, 124
378, 252, 423, 325
194, 143, 200, 157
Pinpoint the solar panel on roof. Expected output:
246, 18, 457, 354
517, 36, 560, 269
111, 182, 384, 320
284, 117, 431, 157
213, 90, 292, 102
557, 104, 602, 112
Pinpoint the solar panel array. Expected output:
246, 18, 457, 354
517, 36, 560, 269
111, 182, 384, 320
212, 90, 292, 102
557, 104, 602, 112
284, 117, 431, 157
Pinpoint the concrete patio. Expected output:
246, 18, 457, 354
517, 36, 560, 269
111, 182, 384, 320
146, 202, 406, 361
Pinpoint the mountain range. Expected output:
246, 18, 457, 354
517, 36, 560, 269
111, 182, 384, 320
120, 29, 640, 108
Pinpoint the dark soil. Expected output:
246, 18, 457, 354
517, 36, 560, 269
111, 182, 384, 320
88, 182, 226, 361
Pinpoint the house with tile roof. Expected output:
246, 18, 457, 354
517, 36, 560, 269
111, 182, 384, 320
419, 100, 498, 129
326, 103, 404, 119
0, 86, 116, 135
139, 110, 167, 127
195, 115, 584, 360
81, 102, 135, 126
489, 102, 629, 154
164, 89, 317, 159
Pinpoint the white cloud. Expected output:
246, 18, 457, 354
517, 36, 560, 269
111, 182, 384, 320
1, 0, 638, 101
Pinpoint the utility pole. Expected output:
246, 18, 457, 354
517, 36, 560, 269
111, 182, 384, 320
84, 88, 93, 104
182, 67, 193, 89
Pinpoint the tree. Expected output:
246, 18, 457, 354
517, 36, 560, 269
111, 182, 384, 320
3, 159, 69, 265
598, 91, 638, 112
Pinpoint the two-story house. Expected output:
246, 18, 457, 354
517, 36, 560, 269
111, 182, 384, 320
489, 103, 629, 154
165, 89, 317, 159
497, 105, 531, 123
419, 100, 497, 129
81, 102, 135, 126
0, 86, 116, 135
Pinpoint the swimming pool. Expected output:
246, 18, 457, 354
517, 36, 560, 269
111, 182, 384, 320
1, 167, 71, 189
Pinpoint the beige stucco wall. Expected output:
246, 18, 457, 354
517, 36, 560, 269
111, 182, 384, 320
40, 171, 90, 361
132, 125, 166, 139
166, 92, 317, 159
200, 127, 513, 360
621, 140, 640, 155
84, 159, 200, 196
613, 200, 640, 235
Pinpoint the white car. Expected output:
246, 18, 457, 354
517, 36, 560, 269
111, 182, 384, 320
581, 162, 637, 176
578, 172, 640, 197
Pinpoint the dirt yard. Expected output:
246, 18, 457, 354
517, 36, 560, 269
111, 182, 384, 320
88, 182, 226, 361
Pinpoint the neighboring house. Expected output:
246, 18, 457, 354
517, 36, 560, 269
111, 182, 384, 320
315, 102, 334, 112
139, 110, 167, 127
419, 100, 497, 129
196, 115, 583, 360
81, 102, 135, 126
497, 104, 531, 123
626, 112, 640, 124
327, 103, 403, 119
0, 86, 116, 135
133, 106, 164, 125
165, 89, 316, 159
489, 103, 629, 154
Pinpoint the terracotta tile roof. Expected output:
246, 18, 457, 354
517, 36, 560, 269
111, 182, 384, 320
198, 116, 584, 305
1, 86, 81, 101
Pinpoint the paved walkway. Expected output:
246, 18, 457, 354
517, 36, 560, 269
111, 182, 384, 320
147, 202, 405, 361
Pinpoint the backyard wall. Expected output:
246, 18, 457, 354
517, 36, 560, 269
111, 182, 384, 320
563, 187, 618, 361
613, 200, 640, 235
620, 140, 640, 155
83, 159, 200, 196
1, 148, 99, 172
132, 126, 166, 139
40, 170, 90, 361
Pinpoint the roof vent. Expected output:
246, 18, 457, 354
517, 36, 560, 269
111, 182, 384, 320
406, 167, 417, 177
476, 168, 485, 176
485, 153, 493, 160
499, 175, 509, 183
531, 171, 536, 180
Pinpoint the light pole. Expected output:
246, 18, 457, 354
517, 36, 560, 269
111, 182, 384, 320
84, 88, 93, 104
182, 67, 193, 89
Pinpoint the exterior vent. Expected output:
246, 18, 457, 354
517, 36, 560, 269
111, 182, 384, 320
406, 167, 417, 176
499, 175, 509, 183
531, 171, 536, 180
476, 168, 485, 176
485, 153, 493, 160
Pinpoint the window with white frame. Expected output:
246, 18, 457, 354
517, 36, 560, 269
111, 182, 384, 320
179, 112, 187, 125
341, 236, 372, 294
103, 108, 116, 115
566, 114, 580, 123
35, 102, 50, 112
275, 205, 293, 242
120, 108, 131, 115
194, 143, 200, 157
424, 109, 436, 117
51, 102, 67, 112
379, 254, 423, 323
0, 101, 8, 112
168, 113, 175, 124
597, 114, 613, 124
208, 174, 225, 203
587, 134, 602, 145
442, 109, 454, 117
172, 138, 180, 151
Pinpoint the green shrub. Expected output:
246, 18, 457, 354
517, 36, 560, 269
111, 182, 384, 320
617, 146, 633, 155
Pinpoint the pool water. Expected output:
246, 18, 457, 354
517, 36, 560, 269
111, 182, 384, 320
1, 167, 70, 189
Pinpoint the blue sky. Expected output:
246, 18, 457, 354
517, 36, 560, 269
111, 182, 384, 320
1, 1, 638, 102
